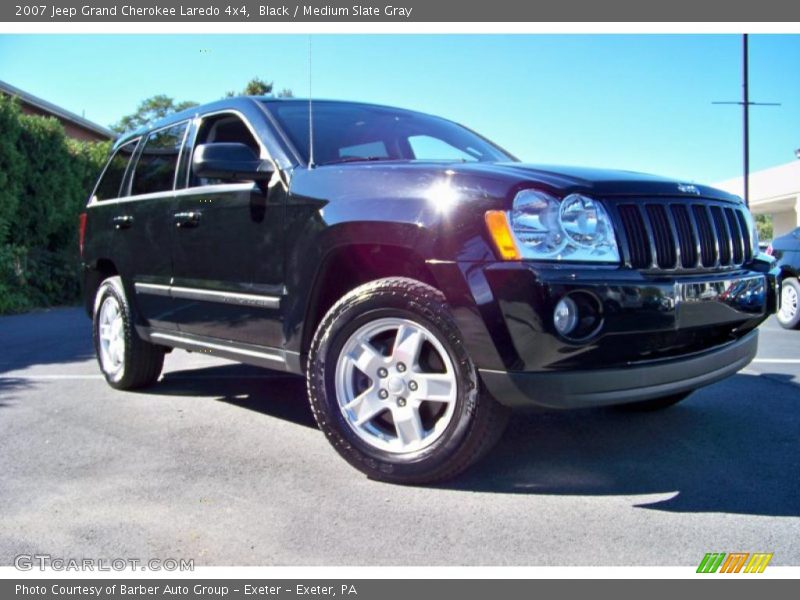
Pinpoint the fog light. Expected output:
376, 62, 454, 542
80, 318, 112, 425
554, 297, 579, 336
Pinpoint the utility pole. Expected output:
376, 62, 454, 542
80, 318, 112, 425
743, 34, 749, 205
712, 34, 780, 207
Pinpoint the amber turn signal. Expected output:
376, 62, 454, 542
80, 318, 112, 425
484, 210, 521, 260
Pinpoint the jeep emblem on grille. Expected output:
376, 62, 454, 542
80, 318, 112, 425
678, 183, 701, 195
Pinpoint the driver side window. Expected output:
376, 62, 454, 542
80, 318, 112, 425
190, 114, 261, 187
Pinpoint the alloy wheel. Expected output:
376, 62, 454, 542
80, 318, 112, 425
334, 317, 458, 454
98, 295, 125, 376
779, 284, 798, 322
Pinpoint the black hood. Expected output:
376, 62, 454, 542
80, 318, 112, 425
307, 160, 743, 205
453, 162, 742, 203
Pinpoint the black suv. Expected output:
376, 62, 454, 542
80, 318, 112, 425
81, 98, 778, 484
767, 227, 800, 328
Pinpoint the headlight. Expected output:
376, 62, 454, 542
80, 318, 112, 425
508, 189, 565, 257
499, 190, 620, 262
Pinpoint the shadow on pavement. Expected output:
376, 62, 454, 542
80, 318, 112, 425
140, 362, 799, 518
444, 372, 799, 517
0, 307, 94, 375
0, 378, 26, 405
150, 362, 316, 429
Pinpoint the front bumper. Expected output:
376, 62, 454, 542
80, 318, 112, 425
426, 258, 778, 408
480, 328, 758, 408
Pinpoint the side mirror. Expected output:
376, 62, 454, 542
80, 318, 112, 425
192, 143, 273, 181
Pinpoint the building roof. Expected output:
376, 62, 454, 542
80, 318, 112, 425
715, 161, 800, 212
0, 80, 115, 140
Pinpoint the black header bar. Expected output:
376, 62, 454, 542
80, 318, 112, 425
3, 0, 800, 22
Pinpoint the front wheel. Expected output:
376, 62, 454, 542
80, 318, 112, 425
777, 277, 800, 330
93, 276, 165, 390
307, 277, 509, 485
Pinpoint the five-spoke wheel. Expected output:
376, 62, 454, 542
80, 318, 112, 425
97, 295, 126, 378
92, 276, 164, 389
336, 317, 458, 454
307, 277, 509, 484
777, 277, 800, 329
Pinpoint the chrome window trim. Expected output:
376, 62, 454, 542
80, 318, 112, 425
127, 119, 190, 198
172, 120, 192, 191
88, 137, 141, 205
86, 108, 285, 209
86, 182, 257, 207
86, 121, 191, 208
194, 108, 269, 160
186, 108, 285, 192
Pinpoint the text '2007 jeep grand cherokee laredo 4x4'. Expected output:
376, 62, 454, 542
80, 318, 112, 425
80, 98, 778, 484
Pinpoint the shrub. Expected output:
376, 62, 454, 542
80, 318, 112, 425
0, 95, 111, 314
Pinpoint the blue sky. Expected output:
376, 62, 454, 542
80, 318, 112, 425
1, 34, 798, 184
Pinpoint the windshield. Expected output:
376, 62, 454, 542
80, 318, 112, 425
264, 101, 515, 166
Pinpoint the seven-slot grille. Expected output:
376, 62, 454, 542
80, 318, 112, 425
612, 199, 753, 271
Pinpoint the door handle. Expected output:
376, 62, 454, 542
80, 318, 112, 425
112, 215, 134, 229
174, 211, 202, 228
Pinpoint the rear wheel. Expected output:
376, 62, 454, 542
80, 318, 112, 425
777, 277, 800, 330
93, 276, 164, 390
307, 277, 509, 484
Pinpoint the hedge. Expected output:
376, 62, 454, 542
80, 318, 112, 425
0, 95, 111, 314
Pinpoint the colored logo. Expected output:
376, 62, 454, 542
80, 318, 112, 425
697, 552, 773, 573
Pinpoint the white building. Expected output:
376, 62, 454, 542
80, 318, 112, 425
715, 161, 800, 239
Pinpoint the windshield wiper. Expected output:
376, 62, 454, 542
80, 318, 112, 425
320, 156, 395, 166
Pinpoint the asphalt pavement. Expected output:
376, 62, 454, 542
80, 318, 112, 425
0, 307, 798, 566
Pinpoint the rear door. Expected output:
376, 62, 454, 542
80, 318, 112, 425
169, 111, 286, 348
116, 121, 189, 330
85, 137, 140, 285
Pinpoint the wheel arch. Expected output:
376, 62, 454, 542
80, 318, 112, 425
83, 258, 119, 316
299, 242, 439, 358
778, 264, 799, 280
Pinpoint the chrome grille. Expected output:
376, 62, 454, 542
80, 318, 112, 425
612, 199, 753, 271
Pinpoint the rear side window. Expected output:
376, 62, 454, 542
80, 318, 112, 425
130, 122, 188, 196
92, 139, 138, 202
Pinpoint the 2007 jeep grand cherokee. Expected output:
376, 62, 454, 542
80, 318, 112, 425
80, 97, 778, 484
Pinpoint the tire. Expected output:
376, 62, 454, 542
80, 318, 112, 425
777, 277, 800, 330
307, 277, 510, 485
92, 276, 165, 390
617, 390, 693, 412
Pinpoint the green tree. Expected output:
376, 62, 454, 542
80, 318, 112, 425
226, 77, 274, 97
114, 78, 294, 134
755, 213, 773, 243
0, 96, 23, 247
225, 77, 294, 98
111, 94, 198, 134
0, 95, 109, 313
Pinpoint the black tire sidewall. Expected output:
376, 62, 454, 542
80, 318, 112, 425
92, 277, 132, 388
309, 281, 480, 482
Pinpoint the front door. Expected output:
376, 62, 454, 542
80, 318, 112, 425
169, 112, 286, 348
